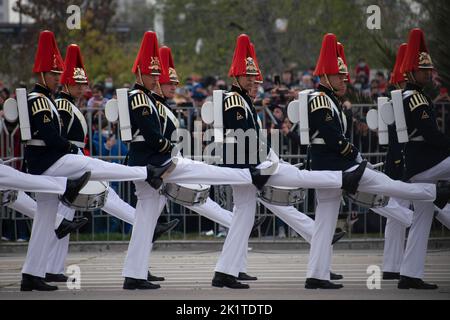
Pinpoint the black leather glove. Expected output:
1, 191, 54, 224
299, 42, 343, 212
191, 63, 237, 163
68, 143, 79, 154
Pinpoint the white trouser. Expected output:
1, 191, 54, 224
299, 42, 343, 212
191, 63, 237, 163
371, 197, 414, 227
378, 198, 411, 273
260, 200, 314, 243
186, 197, 234, 227
6, 191, 72, 275
122, 181, 166, 280
102, 187, 135, 225
164, 157, 252, 185
267, 162, 342, 189
7, 191, 37, 218
0, 164, 67, 194
21, 154, 149, 278
46, 203, 75, 275
307, 166, 437, 281
400, 157, 450, 279
436, 204, 450, 229
215, 185, 257, 277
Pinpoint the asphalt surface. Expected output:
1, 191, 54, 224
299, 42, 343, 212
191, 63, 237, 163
0, 248, 449, 300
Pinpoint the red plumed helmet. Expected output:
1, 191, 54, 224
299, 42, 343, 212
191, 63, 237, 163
60, 44, 88, 85
337, 42, 350, 82
249, 43, 263, 83
132, 31, 161, 76
390, 43, 408, 85
313, 33, 347, 77
401, 28, 433, 74
159, 46, 179, 85
228, 34, 259, 77
32, 30, 64, 74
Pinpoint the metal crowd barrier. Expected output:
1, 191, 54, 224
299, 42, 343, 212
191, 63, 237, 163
1, 102, 449, 241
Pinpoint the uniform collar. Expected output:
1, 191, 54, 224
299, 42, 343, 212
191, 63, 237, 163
230, 84, 253, 108
405, 82, 424, 92
152, 91, 167, 104
133, 82, 153, 96
318, 83, 340, 107
231, 84, 248, 97
34, 83, 53, 98
57, 91, 75, 103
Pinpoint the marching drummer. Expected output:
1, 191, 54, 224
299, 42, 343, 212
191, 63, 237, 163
394, 28, 450, 289
121, 31, 277, 290
19, 30, 172, 292
37, 43, 178, 284
304, 33, 450, 289
211, 34, 368, 289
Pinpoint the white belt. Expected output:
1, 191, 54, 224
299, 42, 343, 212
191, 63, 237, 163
132, 135, 145, 143
70, 140, 86, 148
311, 138, 325, 145
26, 139, 46, 146
409, 136, 425, 142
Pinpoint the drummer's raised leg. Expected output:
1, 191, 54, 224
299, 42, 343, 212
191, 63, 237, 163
42, 154, 148, 182
162, 157, 253, 186
264, 162, 342, 190
186, 197, 233, 227
356, 167, 436, 201
259, 200, 314, 242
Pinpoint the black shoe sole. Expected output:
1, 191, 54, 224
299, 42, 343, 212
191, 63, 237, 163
211, 281, 249, 289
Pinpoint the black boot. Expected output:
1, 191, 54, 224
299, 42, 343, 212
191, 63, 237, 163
398, 275, 438, 289
152, 219, 180, 242
251, 216, 267, 233
55, 217, 88, 239
249, 167, 272, 191
383, 272, 400, 280
45, 273, 68, 282
237, 272, 258, 281
305, 278, 343, 289
332, 231, 346, 245
434, 180, 450, 210
147, 271, 165, 282
146, 162, 177, 189
61, 171, 91, 204
212, 272, 249, 289
342, 161, 367, 194
123, 277, 160, 290
330, 272, 343, 280
20, 273, 58, 291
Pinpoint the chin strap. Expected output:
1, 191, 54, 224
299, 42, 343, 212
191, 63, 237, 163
40, 72, 48, 88
323, 74, 338, 93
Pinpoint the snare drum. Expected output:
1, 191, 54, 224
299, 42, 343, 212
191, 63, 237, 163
345, 191, 389, 208
162, 183, 210, 206
61, 181, 109, 211
258, 185, 305, 206
0, 190, 18, 206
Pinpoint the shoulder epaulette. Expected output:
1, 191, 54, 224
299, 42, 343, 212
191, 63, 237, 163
130, 91, 150, 111
31, 96, 51, 116
56, 99, 73, 115
224, 93, 245, 111
409, 91, 429, 112
309, 94, 332, 113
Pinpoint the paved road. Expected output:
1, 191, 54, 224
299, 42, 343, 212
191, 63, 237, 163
0, 248, 449, 300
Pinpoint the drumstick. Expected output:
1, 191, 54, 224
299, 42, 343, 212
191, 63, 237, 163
2, 157, 21, 165
371, 162, 384, 169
